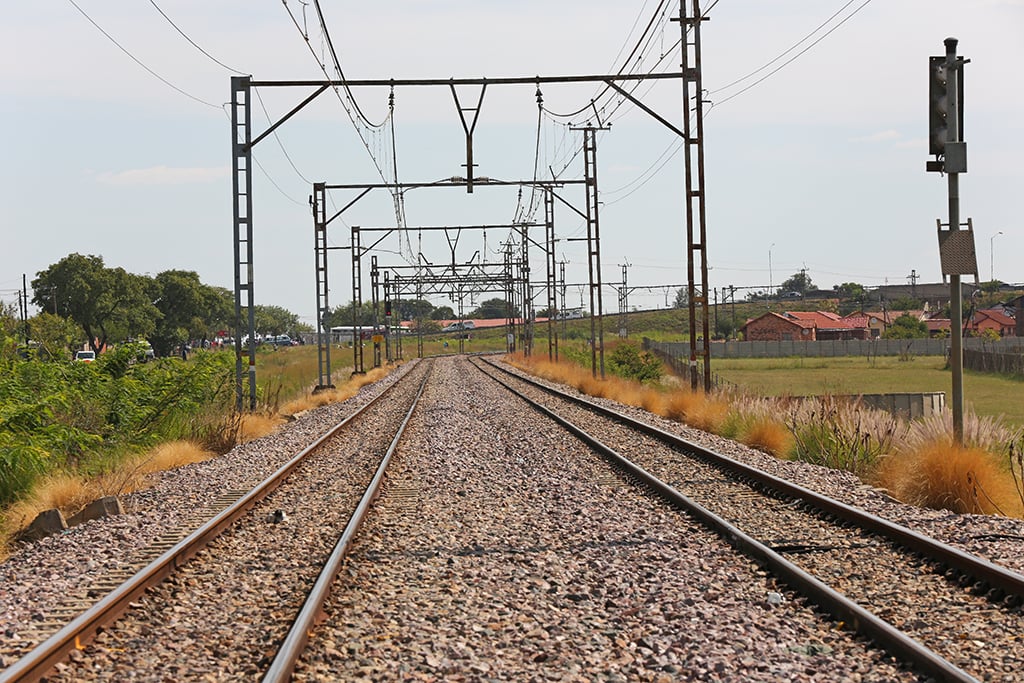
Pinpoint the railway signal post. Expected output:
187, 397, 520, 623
927, 37, 976, 444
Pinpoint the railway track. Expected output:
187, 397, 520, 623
476, 357, 1024, 682
1, 360, 432, 682
3, 355, 1022, 680
286, 356, 918, 680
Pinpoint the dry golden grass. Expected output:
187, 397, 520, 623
661, 390, 701, 422
279, 365, 396, 416
875, 442, 1024, 516
237, 413, 286, 443
0, 441, 216, 558
739, 417, 795, 457
680, 395, 731, 433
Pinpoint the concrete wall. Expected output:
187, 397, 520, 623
856, 392, 946, 419
645, 337, 1021, 360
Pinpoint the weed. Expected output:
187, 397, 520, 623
785, 397, 905, 477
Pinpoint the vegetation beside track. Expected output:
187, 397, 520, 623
510, 340, 1024, 521
0, 343, 396, 557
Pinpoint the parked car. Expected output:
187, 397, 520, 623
74, 350, 96, 363
442, 321, 475, 332
269, 335, 295, 347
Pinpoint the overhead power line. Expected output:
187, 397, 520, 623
710, 0, 875, 106
147, 0, 246, 74
64, 0, 221, 109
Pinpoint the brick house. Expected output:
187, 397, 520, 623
925, 318, 952, 337
967, 309, 1017, 337
740, 312, 816, 341
784, 311, 871, 340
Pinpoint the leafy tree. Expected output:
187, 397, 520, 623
27, 312, 80, 361
833, 282, 866, 301
714, 316, 737, 340
778, 270, 814, 295
471, 298, 517, 319
329, 301, 385, 328
430, 306, 455, 320
149, 270, 204, 356
255, 305, 300, 336
32, 254, 157, 354
673, 287, 688, 308
396, 299, 434, 322
887, 296, 922, 312
882, 314, 929, 339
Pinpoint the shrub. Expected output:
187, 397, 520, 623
607, 342, 663, 383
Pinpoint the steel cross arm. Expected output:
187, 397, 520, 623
604, 80, 686, 139
356, 223, 541, 232
323, 179, 584, 190
626, 283, 687, 293
325, 187, 373, 227
547, 188, 588, 222
250, 73, 685, 88
250, 84, 330, 148
383, 263, 506, 272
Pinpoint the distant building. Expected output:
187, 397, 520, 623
741, 311, 869, 342
869, 282, 976, 310
967, 309, 1017, 337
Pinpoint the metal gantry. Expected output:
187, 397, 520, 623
678, 0, 712, 391
230, 63, 711, 404
230, 76, 257, 411
311, 183, 333, 390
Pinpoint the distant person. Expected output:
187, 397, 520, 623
180, 344, 187, 360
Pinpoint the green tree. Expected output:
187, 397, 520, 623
607, 342, 662, 382
778, 270, 814, 295
471, 298, 518, 319
149, 270, 205, 356
254, 305, 300, 336
430, 306, 455, 320
32, 254, 157, 354
397, 299, 434, 321
27, 312, 80, 361
887, 296, 922, 312
673, 287, 688, 308
882, 314, 929, 339
329, 301, 386, 328
833, 282, 866, 301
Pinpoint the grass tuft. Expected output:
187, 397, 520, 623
741, 417, 794, 458
875, 442, 1023, 516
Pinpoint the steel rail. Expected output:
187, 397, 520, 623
0, 362, 422, 683
481, 358, 1024, 601
262, 362, 432, 682
479, 362, 979, 683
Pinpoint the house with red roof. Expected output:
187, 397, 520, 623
782, 311, 871, 340
740, 312, 817, 341
967, 309, 1017, 337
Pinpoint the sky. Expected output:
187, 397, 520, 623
2, 0, 1022, 327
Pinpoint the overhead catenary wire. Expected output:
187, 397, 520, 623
147, 0, 246, 74
64, 0, 221, 109
605, 0, 873, 202
282, 0, 406, 236
710, 0, 875, 107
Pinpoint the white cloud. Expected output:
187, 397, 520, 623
851, 130, 901, 144
92, 166, 229, 186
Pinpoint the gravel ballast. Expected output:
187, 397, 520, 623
2, 355, 1022, 681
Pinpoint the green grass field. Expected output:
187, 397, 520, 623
711, 355, 1024, 427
